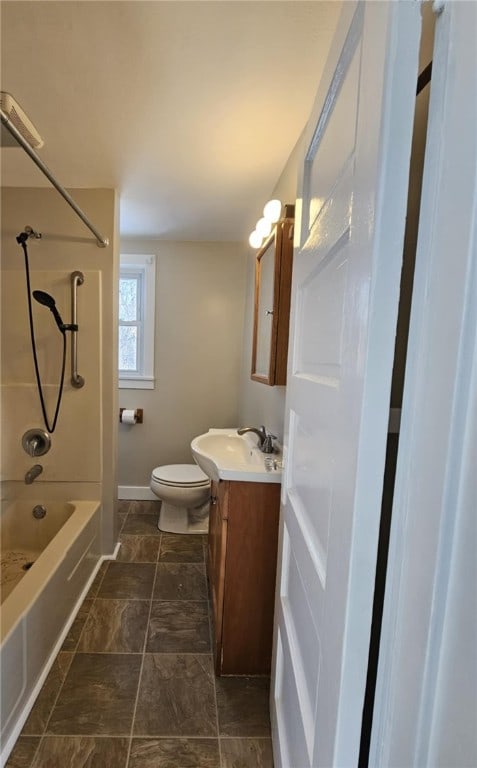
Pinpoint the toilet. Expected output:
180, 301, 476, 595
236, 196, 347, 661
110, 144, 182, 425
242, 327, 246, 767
150, 463, 211, 534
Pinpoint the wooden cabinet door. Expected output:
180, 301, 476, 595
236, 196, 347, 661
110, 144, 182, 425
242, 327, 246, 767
221, 481, 280, 675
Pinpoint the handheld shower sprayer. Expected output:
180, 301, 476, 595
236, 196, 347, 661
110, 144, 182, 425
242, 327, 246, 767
33, 290, 65, 334
18, 230, 68, 434
32, 290, 78, 334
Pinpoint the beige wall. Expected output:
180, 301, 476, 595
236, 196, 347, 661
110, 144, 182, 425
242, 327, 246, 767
118, 239, 246, 488
0, 187, 118, 553
238, 134, 303, 441
118, 135, 303, 491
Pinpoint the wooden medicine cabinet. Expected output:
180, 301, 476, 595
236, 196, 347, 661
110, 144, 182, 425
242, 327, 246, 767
251, 204, 294, 385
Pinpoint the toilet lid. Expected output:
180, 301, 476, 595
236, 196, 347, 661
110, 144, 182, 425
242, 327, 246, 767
152, 463, 210, 487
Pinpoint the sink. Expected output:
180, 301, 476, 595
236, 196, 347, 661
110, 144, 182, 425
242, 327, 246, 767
191, 428, 282, 483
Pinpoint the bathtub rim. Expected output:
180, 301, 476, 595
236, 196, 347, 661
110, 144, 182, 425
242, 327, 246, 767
0, 539, 120, 768
1, 499, 101, 645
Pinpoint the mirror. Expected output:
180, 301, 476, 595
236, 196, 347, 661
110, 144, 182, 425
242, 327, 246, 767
254, 240, 275, 378
251, 205, 294, 385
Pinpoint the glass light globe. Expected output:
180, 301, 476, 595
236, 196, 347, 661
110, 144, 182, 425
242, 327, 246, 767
263, 199, 282, 223
249, 230, 263, 249
256, 217, 272, 238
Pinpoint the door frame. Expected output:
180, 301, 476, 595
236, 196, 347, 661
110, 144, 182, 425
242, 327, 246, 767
370, 1, 477, 764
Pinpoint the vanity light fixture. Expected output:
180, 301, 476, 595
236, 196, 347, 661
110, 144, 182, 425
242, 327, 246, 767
248, 199, 282, 249
256, 217, 272, 238
263, 199, 282, 223
249, 230, 263, 248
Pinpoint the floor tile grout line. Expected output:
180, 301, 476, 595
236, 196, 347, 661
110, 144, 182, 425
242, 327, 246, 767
124, 531, 162, 767
207, 567, 223, 767
14, 519, 159, 756
73, 650, 212, 656
35, 569, 101, 740
37, 556, 109, 741
30, 733, 227, 740
16, 522, 239, 764
22, 732, 43, 767
29, 733, 133, 740
31, 511, 136, 753
19, 732, 275, 741
19, 557, 109, 746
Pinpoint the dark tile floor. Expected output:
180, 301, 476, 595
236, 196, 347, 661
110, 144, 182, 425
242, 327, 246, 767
7, 501, 274, 768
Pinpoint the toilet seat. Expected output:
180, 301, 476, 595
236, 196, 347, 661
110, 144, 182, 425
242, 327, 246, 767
151, 463, 209, 488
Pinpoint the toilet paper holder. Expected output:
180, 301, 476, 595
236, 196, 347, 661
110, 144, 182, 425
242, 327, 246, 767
119, 408, 143, 424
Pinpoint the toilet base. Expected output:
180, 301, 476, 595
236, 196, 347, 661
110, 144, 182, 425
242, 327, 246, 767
158, 502, 209, 535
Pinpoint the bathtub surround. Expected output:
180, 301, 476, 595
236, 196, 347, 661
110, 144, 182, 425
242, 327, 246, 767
1, 187, 119, 554
0, 187, 119, 761
6, 501, 273, 768
2, 269, 102, 479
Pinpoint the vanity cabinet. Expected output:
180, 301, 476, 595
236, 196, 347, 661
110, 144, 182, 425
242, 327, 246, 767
207, 478, 281, 675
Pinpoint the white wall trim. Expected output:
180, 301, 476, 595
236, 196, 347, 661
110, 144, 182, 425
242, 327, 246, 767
119, 253, 156, 385
118, 377, 154, 390
118, 485, 156, 500
103, 542, 122, 560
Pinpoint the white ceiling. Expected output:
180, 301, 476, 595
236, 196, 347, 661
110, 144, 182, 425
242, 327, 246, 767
0, 1, 341, 241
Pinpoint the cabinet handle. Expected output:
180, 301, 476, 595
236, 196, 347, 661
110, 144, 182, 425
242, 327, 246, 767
265, 309, 274, 315
210, 495, 217, 505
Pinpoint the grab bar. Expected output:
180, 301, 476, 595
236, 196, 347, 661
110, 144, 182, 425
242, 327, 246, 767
71, 271, 85, 388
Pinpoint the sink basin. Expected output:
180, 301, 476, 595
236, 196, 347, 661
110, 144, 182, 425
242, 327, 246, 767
191, 428, 282, 483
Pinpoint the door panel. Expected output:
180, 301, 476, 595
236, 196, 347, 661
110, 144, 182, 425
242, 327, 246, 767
271, 3, 422, 766
275, 630, 310, 766
306, 47, 360, 232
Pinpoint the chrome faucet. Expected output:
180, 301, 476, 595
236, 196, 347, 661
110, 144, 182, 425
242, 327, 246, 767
25, 464, 43, 484
237, 425, 276, 454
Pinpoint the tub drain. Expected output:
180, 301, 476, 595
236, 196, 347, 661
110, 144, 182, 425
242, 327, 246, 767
22, 561, 34, 571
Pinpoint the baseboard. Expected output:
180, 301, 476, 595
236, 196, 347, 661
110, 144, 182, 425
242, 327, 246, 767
103, 541, 121, 560
118, 485, 156, 500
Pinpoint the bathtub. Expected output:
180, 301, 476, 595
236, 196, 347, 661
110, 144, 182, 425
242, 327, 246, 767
0, 499, 101, 761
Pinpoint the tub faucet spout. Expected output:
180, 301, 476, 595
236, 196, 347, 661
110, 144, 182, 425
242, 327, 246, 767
25, 464, 43, 484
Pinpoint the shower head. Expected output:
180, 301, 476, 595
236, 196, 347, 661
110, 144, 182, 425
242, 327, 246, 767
0, 92, 44, 149
33, 290, 66, 334
33, 290, 56, 309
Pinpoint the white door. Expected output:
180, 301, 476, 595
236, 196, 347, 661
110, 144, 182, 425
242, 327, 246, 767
271, 3, 422, 766
370, 2, 477, 765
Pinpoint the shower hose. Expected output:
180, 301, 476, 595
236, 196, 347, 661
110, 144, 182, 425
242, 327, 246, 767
19, 236, 66, 434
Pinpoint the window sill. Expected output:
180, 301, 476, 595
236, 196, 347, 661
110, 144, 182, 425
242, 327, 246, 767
119, 377, 155, 390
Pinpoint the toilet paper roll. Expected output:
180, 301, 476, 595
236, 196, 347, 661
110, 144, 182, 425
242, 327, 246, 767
121, 409, 137, 424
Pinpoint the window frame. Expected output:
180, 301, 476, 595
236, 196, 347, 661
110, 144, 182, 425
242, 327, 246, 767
119, 254, 156, 389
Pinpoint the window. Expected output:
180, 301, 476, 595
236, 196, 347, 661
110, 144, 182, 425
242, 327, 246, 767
119, 254, 156, 389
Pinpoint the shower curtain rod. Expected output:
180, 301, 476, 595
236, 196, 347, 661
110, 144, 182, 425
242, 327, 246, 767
0, 109, 109, 248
